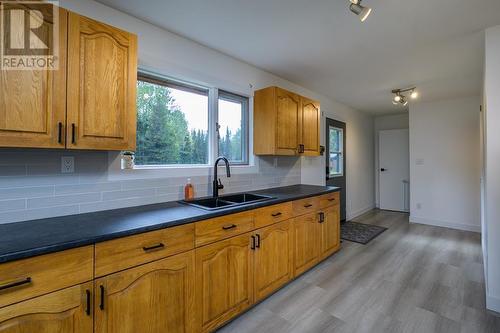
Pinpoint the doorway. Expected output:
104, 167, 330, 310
326, 118, 346, 221
378, 129, 410, 212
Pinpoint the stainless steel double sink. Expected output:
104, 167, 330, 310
180, 193, 274, 210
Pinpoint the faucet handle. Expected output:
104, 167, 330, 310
217, 178, 224, 190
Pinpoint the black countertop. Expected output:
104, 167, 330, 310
0, 185, 339, 264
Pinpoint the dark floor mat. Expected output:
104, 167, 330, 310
341, 221, 387, 245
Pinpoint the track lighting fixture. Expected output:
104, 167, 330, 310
349, 0, 372, 22
392, 87, 418, 106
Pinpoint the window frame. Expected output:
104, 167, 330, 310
328, 126, 344, 178
134, 71, 250, 168
216, 90, 249, 165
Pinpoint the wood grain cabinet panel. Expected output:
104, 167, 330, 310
95, 224, 194, 277
253, 86, 320, 156
0, 8, 67, 148
318, 191, 340, 209
195, 233, 254, 332
0, 246, 93, 308
300, 97, 321, 156
0, 282, 93, 333
292, 196, 319, 216
195, 211, 254, 247
95, 251, 195, 333
254, 220, 293, 301
67, 12, 137, 151
293, 213, 320, 276
319, 205, 341, 260
254, 202, 293, 229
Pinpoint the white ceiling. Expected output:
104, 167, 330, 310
96, 0, 500, 115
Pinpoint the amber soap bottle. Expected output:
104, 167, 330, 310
184, 178, 194, 200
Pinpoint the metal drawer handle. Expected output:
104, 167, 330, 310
222, 224, 236, 230
256, 234, 261, 248
318, 212, 325, 223
328, 198, 336, 201
271, 212, 282, 217
0, 277, 32, 291
304, 204, 313, 208
85, 289, 91, 316
99, 285, 105, 310
142, 243, 165, 252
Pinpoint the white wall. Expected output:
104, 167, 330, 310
409, 97, 481, 232
0, 0, 375, 223
374, 114, 409, 206
483, 25, 500, 313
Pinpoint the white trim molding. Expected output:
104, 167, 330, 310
409, 215, 481, 233
347, 204, 376, 221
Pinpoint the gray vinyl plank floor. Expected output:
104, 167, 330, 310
217, 209, 500, 333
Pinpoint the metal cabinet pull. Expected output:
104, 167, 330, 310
304, 204, 313, 208
222, 224, 236, 230
328, 197, 336, 202
0, 277, 32, 291
298, 144, 305, 153
251, 235, 256, 250
318, 212, 325, 223
256, 234, 261, 248
85, 289, 91, 316
142, 243, 165, 252
99, 285, 105, 310
271, 212, 282, 217
71, 124, 76, 144
58, 122, 63, 144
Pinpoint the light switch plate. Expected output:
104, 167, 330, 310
61, 156, 75, 173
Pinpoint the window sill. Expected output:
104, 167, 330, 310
108, 155, 259, 181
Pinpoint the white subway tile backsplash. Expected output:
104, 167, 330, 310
0, 150, 301, 223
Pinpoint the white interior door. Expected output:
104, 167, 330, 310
379, 129, 410, 212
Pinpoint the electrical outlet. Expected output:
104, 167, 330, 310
61, 156, 74, 173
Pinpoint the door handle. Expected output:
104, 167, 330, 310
71, 124, 76, 144
255, 234, 261, 248
57, 122, 63, 144
85, 289, 91, 316
99, 285, 105, 310
251, 235, 256, 250
380, 168, 387, 172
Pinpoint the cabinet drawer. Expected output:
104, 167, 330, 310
254, 202, 293, 228
195, 212, 254, 247
0, 246, 93, 308
95, 224, 194, 277
292, 197, 319, 216
318, 192, 340, 209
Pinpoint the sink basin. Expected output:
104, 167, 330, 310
181, 193, 274, 210
219, 193, 273, 203
182, 198, 235, 210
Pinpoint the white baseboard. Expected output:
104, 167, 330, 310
347, 204, 375, 221
487, 294, 500, 314
409, 215, 481, 233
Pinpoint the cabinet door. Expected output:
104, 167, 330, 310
300, 97, 320, 156
95, 251, 195, 333
276, 88, 300, 155
293, 213, 320, 276
67, 13, 137, 150
319, 205, 340, 260
195, 233, 254, 332
0, 282, 93, 333
0, 7, 67, 148
254, 220, 293, 301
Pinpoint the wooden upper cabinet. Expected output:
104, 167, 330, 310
95, 251, 195, 333
0, 8, 68, 149
195, 233, 254, 332
0, 282, 93, 333
300, 97, 321, 156
254, 220, 293, 301
254, 86, 320, 156
66, 13, 137, 150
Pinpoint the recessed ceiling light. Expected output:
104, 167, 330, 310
349, 0, 372, 22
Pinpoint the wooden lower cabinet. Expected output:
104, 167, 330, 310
319, 205, 341, 260
195, 233, 254, 332
254, 220, 293, 301
94, 251, 195, 333
0, 282, 93, 333
293, 212, 320, 276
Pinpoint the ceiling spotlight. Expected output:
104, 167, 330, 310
349, 0, 372, 22
391, 87, 419, 107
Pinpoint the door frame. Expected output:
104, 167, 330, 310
325, 118, 347, 221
